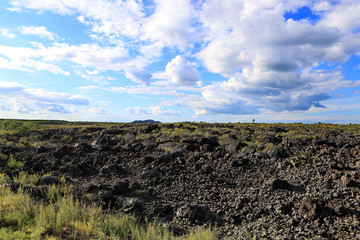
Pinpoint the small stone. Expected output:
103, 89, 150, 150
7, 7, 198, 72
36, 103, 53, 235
271, 179, 291, 190
112, 180, 129, 195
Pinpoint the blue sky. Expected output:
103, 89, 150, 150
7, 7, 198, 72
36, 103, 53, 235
0, 0, 359, 123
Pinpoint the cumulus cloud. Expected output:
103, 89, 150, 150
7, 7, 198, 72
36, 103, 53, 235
191, 0, 360, 114
124, 67, 152, 85
89, 107, 111, 115
0, 81, 89, 114
10, 0, 145, 37
125, 107, 148, 115
36, 103, 70, 113
0, 42, 130, 75
125, 105, 179, 116
42, 43, 130, 70
6, 0, 360, 117
143, 0, 196, 49
165, 56, 201, 86
19, 26, 56, 40
0, 104, 11, 111
14, 103, 33, 114
318, 1, 360, 33
0, 28, 16, 38
0, 44, 70, 75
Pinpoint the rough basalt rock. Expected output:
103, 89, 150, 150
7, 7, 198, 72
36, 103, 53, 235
2, 123, 360, 239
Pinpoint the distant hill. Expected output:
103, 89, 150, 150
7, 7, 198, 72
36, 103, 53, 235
132, 119, 161, 123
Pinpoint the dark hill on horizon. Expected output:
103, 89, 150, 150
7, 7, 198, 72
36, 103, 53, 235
132, 119, 161, 123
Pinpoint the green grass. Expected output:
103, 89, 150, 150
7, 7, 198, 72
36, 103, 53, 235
0, 119, 39, 134
0, 173, 217, 240
13, 171, 40, 186
6, 155, 24, 170
18, 137, 31, 148
0, 138, 14, 147
244, 229, 263, 240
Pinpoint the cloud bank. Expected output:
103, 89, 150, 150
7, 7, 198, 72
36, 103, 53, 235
3, 0, 360, 118
0, 82, 89, 114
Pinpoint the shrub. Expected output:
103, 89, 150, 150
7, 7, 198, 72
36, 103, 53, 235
7, 155, 24, 170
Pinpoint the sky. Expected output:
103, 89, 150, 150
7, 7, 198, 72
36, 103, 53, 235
0, 0, 360, 123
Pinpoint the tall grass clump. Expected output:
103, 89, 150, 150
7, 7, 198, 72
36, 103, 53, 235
0, 172, 217, 239
6, 154, 24, 170
13, 171, 40, 186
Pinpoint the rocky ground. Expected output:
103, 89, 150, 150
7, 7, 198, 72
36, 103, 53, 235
1, 122, 360, 239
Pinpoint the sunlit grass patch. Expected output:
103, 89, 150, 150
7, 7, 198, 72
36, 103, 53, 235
0, 171, 217, 240
13, 171, 40, 186
7, 154, 24, 170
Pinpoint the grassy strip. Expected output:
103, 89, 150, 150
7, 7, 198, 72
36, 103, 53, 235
0, 173, 217, 240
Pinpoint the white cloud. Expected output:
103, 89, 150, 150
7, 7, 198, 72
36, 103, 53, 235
149, 105, 179, 116
139, 41, 164, 59
10, 0, 145, 36
125, 106, 148, 115
9, 0, 75, 15
42, 43, 130, 70
0, 104, 11, 111
0, 28, 16, 38
0, 45, 70, 75
6, 0, 360, 117
124, 67, 152, 85
125, 105, 179, 116
0, 81, 89, 114
36, 103, 70, 113
70, 106, 78, 113
19, 26, 56, 40
14, 103, 33, 114
0, 42, 130, 75
89, 107, 111, 115
318, 1, 360, 33
143, 0, 196, 49
165, 56, 201, 86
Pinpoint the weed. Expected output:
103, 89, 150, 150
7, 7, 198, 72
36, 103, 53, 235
0, 171, 217, 239
262, 143, 275, 152
0, 172, 9, 184
19, 137, 31, 148
0, 152, 7, 162
136, 134, 151, 141
13, 171, 40, 186
0, 138, 14, 147
61, 135, 71, 143
7, 155, 24, 170
244, 229, 263, 240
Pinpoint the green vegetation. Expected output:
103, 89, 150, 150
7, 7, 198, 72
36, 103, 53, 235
1, 119, 360, 240
18, 137, 31, 148
262, 143, 275, 152
0, 171, 217, 240
135, 133, 152, 141
164, 147, 172, 153
6, 154, 24, 170
1, 119, 359, 139
13, 171, 41, 186
0, 152, 25, 173
244, 229, 263, 240
61, 134, 72, 143
0, 138, 13, 147
0, 119, 39, 134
